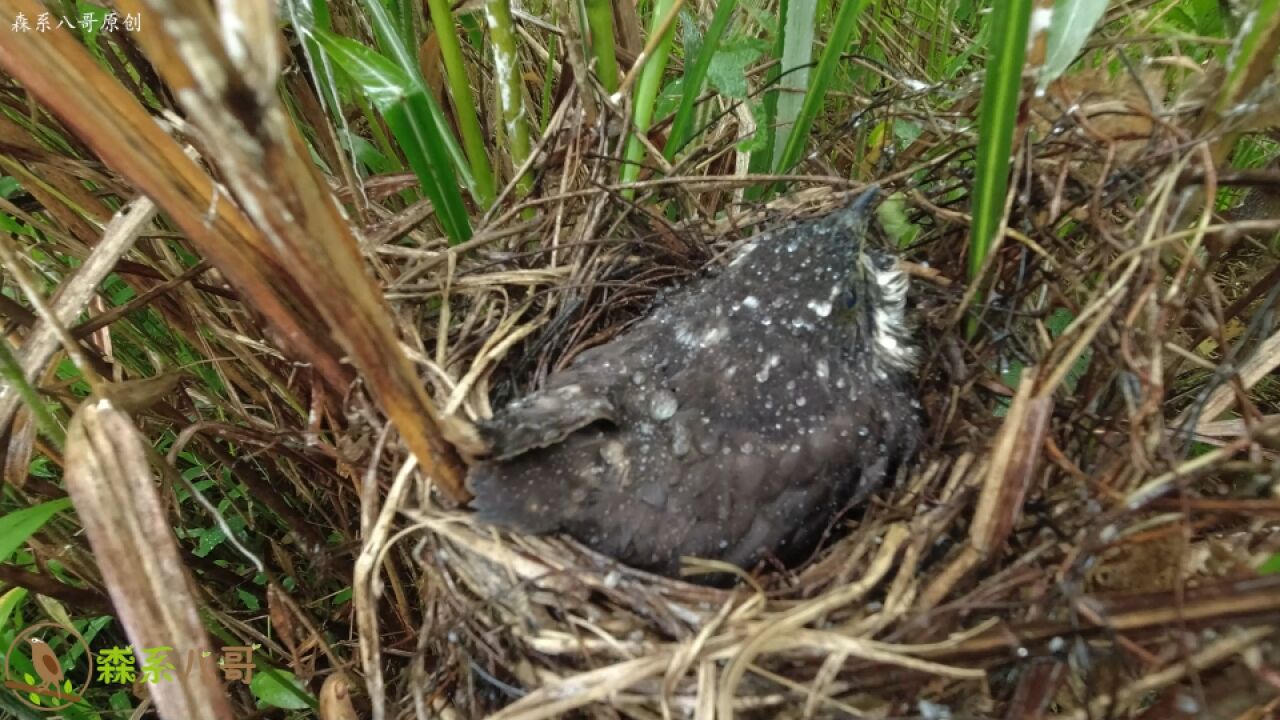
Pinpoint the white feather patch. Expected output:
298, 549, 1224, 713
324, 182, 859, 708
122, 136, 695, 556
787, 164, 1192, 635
862, 254, 916, 371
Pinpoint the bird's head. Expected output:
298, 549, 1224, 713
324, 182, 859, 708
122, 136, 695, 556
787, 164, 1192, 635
721, 186, 916, 372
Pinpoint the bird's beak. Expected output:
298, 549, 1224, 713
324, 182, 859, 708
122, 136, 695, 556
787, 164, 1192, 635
833, 184, 880, 236
850, 184, 880, 214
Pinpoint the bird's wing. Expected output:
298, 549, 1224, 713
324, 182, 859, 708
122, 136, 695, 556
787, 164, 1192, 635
477, 382, 618, 461
661, 339, 915, 570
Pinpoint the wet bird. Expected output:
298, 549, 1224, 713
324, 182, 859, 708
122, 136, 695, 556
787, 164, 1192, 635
468, 188, 922, 577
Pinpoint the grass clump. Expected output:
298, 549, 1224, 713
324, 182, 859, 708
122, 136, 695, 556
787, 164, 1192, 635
0, 0, 1278, 717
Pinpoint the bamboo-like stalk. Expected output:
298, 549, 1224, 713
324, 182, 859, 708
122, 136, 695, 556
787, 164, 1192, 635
426, 0, 498, 207
485, 0, 534, 196
583, 0, 620, 92
618, 0, 679, 196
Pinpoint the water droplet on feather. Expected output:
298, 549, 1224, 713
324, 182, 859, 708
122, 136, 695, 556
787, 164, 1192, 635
650, 390, 678, 420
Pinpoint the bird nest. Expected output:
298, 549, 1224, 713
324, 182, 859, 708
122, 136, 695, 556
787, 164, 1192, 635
407, 456, 997, 720
361, 69, 1280, 719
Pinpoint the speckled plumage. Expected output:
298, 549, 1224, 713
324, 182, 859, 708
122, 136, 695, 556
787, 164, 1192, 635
467, 189, 922, 576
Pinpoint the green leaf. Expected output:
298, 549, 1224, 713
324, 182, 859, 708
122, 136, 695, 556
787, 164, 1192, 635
34, 595, 73, 631
1038, 0, 1110, 94
423, 0, 496, 206
772, 0, 817, 170
584, 0, 621, 92
707, 39, 765, 99
314, 29, 473, 242
1192, 0, 1228, 37
1045, 307, 1073, 337
0, 213, 35, 236
655, 77, 686, 122
666, 0, 739, 158
356, 0, 473, 187
1259, 552, 1280, 575
340, 131, 393, 174
875, 192, 921, 248
0, 587, 29, 630
1046, 308, 1093, 392
194, 526, 225, 557
251, 668, 315, 710
894, 120, 923, 146
384, 0, 417, 51
69, 616, 111, 665
0, 499, 72, 564
287, 0, 359, 131
310, 0, 480, 219
1212, 0, 1280, 119
310, 32, 412, 109
968, 0, 1033, 331
735, 101, 769, 153
620, 0, 681, 196
773, 0, 874, 178
74, 2, 111, 46
109, 690, 133, 711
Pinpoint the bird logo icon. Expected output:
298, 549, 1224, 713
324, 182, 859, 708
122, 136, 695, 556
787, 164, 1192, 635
27, 638, 64, 692
3, 622, 93, 711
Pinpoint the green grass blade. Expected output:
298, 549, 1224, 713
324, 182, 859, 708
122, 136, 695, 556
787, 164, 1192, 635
744, 0, 788, 198
293, 0, 407, 176
358, 0, 478, 199
426, 0, 498, 207
1038, 0, 1110, 94
0, 334, 64, 448
772, 0, 817, 171
619, 0, 680, 196
292, 0, 342, 105
773, 0, 873, 178
1211, 0, 1280, 119
584, 0, 621, 93
315, 30, 473, 241
665, 0, 738, 159
968, 0, 1032, 294
0, 498, 72, 564
384, 0, 417, 51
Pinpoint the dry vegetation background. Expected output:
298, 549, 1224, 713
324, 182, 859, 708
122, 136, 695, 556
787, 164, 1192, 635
1, 0, 1280, 718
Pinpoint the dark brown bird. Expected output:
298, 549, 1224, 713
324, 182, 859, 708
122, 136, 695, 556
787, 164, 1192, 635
468, 188, 921, 576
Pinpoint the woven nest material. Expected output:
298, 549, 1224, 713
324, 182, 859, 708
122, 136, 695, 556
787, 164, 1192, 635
408, 456, 988, 720
355, 67, 1280, 719
408, 445, 1277, 719
391, 188, 1280, 719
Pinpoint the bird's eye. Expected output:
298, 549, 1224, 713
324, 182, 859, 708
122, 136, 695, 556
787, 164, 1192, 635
839, 285, 858, 310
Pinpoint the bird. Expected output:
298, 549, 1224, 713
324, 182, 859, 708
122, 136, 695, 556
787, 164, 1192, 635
467, 187, 922, 577
28, 637, 64, 692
